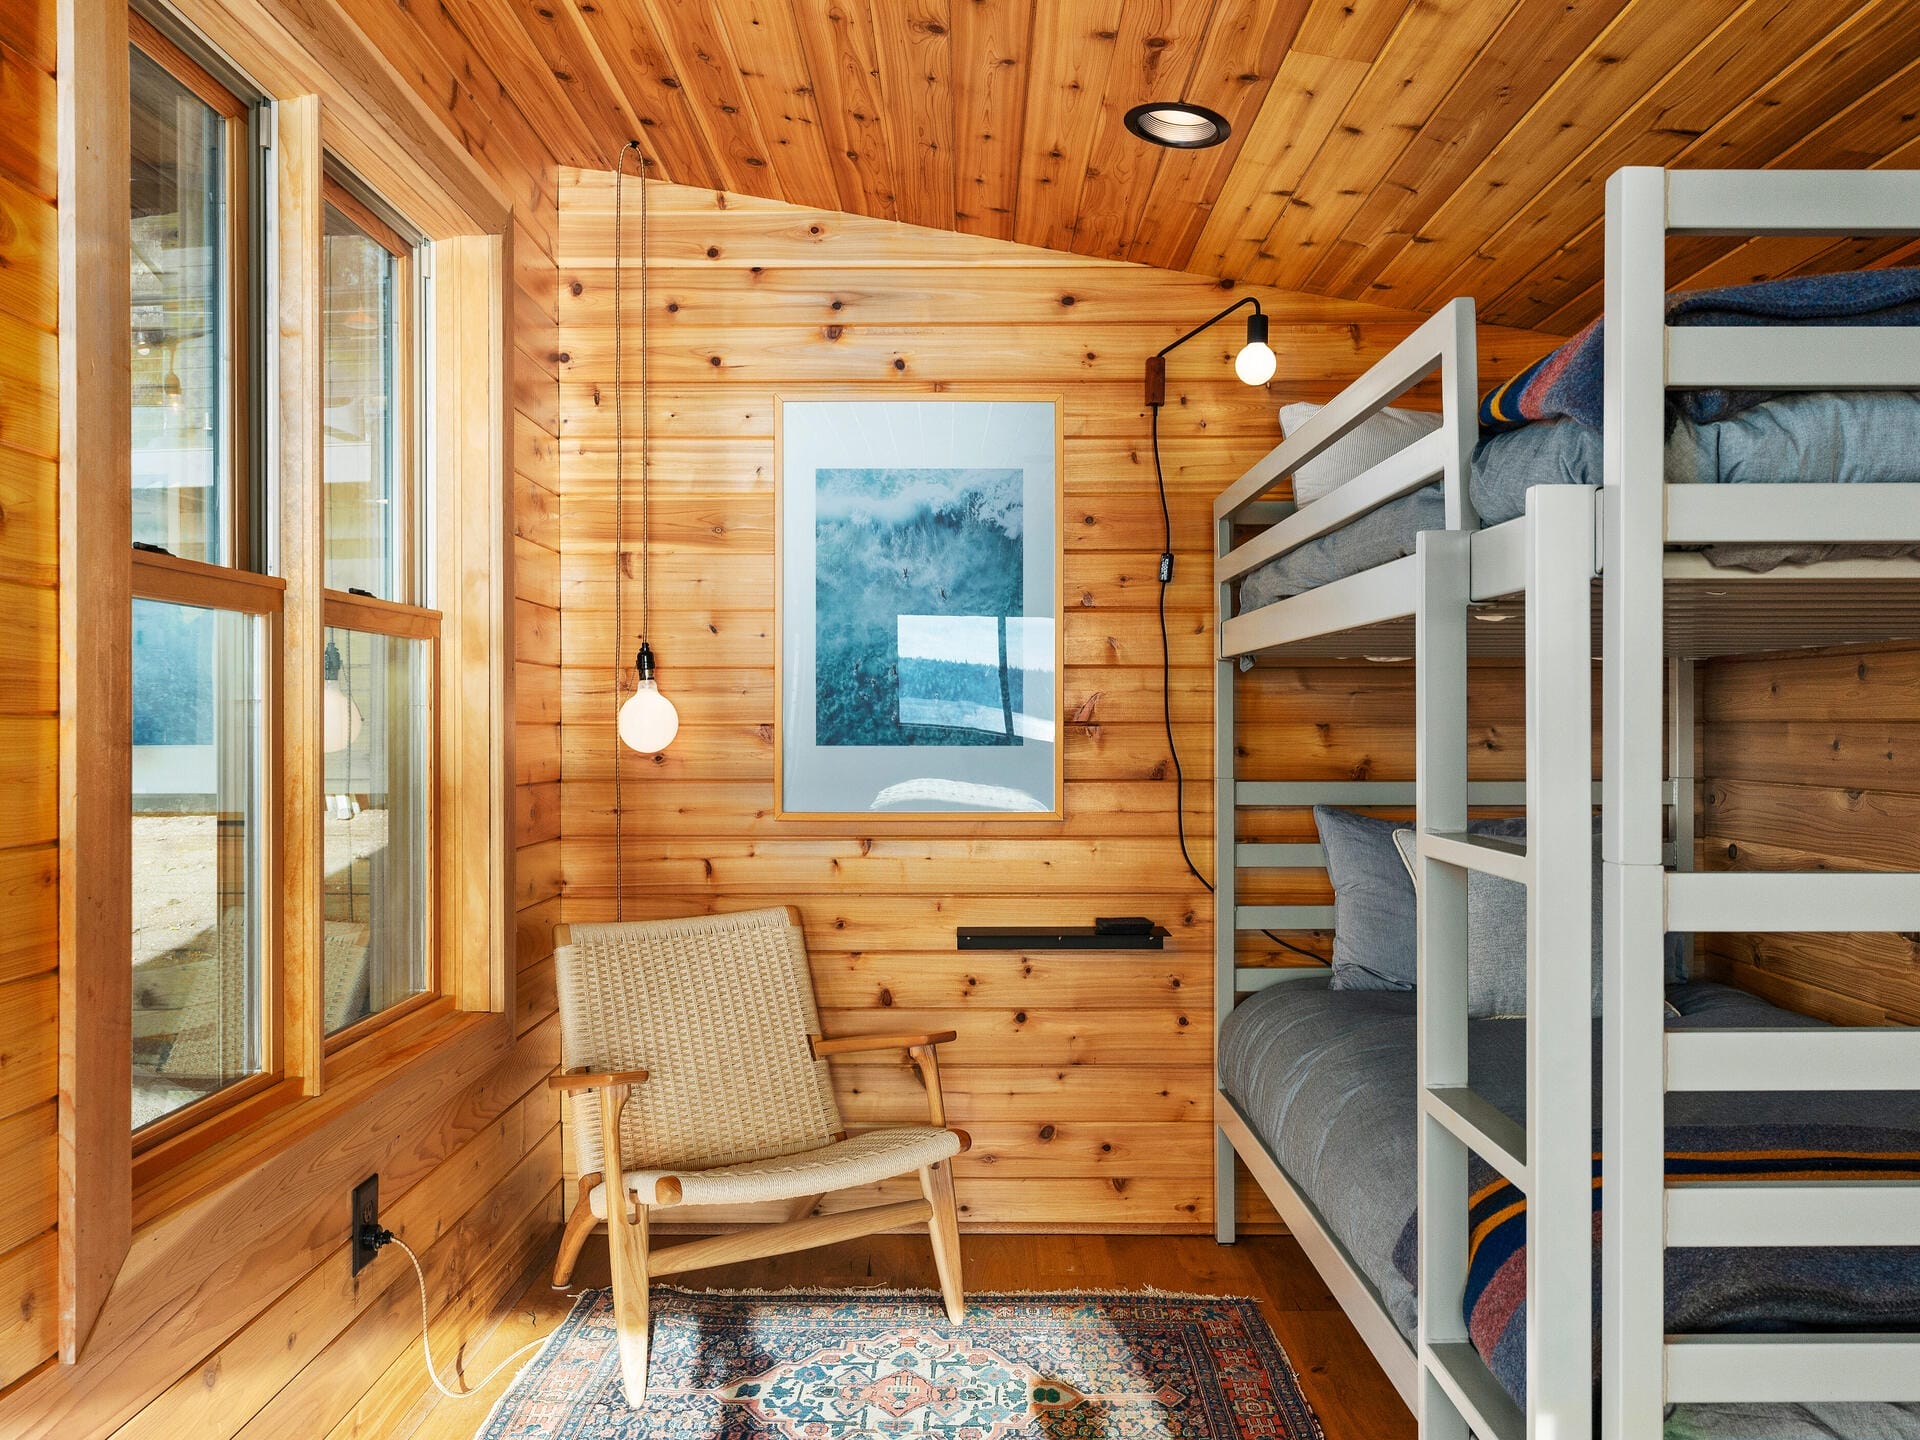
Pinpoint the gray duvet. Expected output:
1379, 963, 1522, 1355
1238, 390, 1920, 608
1217, 977, 1920, 1437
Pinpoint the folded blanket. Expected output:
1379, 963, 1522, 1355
1480, 269, 1920, 434
1392, 1123, 1920, 1411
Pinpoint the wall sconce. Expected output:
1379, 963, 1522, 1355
1143, 296, 1275, 407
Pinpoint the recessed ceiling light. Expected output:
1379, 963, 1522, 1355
1124, 101, 1231, 150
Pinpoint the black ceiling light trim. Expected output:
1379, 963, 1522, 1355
1123, 101, 1231, 150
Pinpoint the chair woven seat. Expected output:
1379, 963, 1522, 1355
599, 1125, 962, 1213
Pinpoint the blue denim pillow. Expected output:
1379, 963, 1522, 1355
1315, 806, 1419, 992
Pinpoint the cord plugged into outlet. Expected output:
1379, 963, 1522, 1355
349, 1172, 551, 1401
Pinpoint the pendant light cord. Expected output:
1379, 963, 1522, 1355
612, 142, 646, 920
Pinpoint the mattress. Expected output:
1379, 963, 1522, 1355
1217, 977, 1920, 1435
1237, 389, 1920, 609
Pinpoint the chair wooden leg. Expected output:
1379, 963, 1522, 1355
607, 1193, 652, 1405
594, 1081, 652, 1406
920, 1160, 965, 1323
551, 1177, 601, 1288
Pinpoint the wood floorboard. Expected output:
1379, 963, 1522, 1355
404, 1232, 1414, 1439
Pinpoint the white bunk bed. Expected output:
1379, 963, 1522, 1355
1210, 167, 1920, 1440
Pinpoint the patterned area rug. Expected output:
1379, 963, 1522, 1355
477, 1288, 1324, 1439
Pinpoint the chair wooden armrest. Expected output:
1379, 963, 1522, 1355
812, 1032, 958, 1128
547, 1065, 651, 1093
810, 1030, 956, 1058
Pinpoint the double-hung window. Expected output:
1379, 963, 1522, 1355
318, 175, 437, 1043
128, 10, 442, 1146
128, 13, 278, 1138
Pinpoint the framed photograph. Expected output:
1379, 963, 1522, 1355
775, 396, 1063, 819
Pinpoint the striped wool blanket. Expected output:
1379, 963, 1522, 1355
1393, 1123, 1920, 1410
1478, 268, 1920, 435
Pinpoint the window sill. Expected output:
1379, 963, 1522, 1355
131, 1004, 503, 1228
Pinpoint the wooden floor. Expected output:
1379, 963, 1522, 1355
405, 1232, 1414, 1439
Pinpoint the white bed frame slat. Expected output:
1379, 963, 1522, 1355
1666, 1180, 1920, 1248
1665, 1335, 1920, 1404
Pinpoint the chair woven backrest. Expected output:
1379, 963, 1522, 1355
554, 907, 844, 1179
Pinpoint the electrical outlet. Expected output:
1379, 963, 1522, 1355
351, 1174, 381, 1277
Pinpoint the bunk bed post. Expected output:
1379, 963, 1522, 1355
1522, 484, 1597, 1437
1599, 164, 1671, 1440
1412, 528, 1472, 1440
1215, 511, 1239, 1246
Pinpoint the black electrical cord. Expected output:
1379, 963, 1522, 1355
1150, 403, 1324, 967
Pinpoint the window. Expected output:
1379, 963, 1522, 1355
321, 172, 437, 1041
126, 16, 439, 1140
128, 14, 278, 1138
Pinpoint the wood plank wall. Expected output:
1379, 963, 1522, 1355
552, 174, 1563, 1233
0, 0, 568, 1431
1699, 642, 1920, 1025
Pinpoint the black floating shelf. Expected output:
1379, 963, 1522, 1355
956, 925, 1169, 951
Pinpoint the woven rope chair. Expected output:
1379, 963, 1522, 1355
548, 906, 969, 1404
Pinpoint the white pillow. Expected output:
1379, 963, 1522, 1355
1279, 402, 1443, 506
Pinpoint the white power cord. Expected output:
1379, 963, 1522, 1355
387, 1233, 556, 1401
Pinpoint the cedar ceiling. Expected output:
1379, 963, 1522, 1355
451, 0, 1920, 330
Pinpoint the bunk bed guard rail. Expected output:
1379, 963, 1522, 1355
1214, 299, 1479, 659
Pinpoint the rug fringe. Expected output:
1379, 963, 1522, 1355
639, 1284, 1264, 1304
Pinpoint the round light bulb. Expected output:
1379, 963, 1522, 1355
1235, 341, 1277, 386
322, 680, 363, 754
618, 679, 680, 753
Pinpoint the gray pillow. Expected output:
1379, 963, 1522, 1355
1280, 402, 1443, 506
1391, 816, 1685, 1019
1391, 817, 1548, 1019
1317, 805, 1536, 996
1315, 805, 1418, 993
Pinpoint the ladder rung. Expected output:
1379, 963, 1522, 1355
1420, 831, 1530, 884
1424, 1087, 1528, 1190
1667, 1027, 1920, 1092
1666, 1181, 1920, 1247
1667, 871, 1920, 933
1666, 1334, 1920, 1404
1421, 1341, 1523, 1440
1235, 905, 1334, 932
1235, 843, 1324, 868
1234, 965, 1330, 993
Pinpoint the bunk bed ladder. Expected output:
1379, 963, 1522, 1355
1601, 165, 1920, 1438
1414, 487, 1596, 1440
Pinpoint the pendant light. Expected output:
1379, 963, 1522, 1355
613, 141, 679, 757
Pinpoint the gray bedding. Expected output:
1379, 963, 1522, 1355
1238, 390, 1920, 608
1217, 977, 1920, 1436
